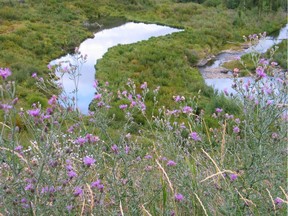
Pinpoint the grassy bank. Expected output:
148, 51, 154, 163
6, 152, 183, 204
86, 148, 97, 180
0, 1, 287, 215
0, 1, 286, 109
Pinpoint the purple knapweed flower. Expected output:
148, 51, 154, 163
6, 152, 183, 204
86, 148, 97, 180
97, 183, 104, 192
144, 154, 153, 159
25, 183, 34, 192
48, 95, 57, 105
111, 144, 119, 154
12, 97, 18, 105
262, 86, 272, 95
233, 126, 240, 134
182, 106, 193, 114
14, 145, 23, 152
83, 156, 96, 167
256, 66, 266, 78
140, 82, 147, 89
94, 93, 102, 100
189, 132, 201, 141
215, 108, 223, 113
167, 160, 177, 167
173, 95, 185, 102
41, 114, 51, 120
119, 104, 128, 110
125, 145, 130, 154
93, 80, 98, 88
140, 102, 146, 111
91, 179, 101, 188
0, 68, 12, 79
75, 137, 87, 146
122, 90, 127, 96
0, 104, 13, 113
229, 173, 238, 181
73, 187, 83, 197
27, 108, 40, 117
266, 100, 273, 106
274, 197, 283, 206
46, 107, 53, 115
174, 193, 184, 202
130, 100, 137, 107
21, 198, 27, 204
224, 88, 229, 96
41, 186, 49, 194
67, 170, 77, 179
258, 58, 269, 66
85, 134, 100, 143
91, 179, 104, 192
97, 101, 105, 107
226, 114, 234, 119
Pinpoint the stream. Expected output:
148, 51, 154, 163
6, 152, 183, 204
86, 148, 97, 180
51, 22, 181, 113
202, 24, 288, 94
51, 22, 287, 112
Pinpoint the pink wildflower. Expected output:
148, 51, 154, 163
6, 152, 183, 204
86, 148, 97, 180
83, 156, 96, 167
175, 193, 184, 202
0, 68, 12, 79
189, 132, 201, 141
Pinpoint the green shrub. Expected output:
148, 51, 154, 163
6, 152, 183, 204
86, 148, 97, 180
26, 94, 48, 108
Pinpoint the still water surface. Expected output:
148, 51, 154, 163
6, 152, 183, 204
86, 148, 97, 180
205, 24, 288, 94
51, 22, 181, 113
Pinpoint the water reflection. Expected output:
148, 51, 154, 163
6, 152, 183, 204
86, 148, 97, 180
205, 24, 288, 93
51, 22, 181, 113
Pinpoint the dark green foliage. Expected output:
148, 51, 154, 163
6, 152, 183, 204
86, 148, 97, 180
176, 0, 205, 3
26, 94, 48, 108
202, 0, 222, 7
223, 0, 240, 9
184, 49, 199, 66
272, 40, 287, 69
205, 92, 241, 115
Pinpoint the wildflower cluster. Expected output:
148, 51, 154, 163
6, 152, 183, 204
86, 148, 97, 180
0, 41, 287, 215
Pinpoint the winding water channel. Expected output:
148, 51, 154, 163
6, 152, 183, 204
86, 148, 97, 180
52, 22, 287, 113
51, 22, 181, 113
203, 24, 288, 94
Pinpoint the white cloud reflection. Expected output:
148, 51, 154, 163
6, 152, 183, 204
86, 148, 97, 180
51, 22, 181, 114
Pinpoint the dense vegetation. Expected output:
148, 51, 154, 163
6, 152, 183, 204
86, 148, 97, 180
0, 52, 287, 215
0, 0, 287, 215
179, 0, 287, 11
0, 0, 286, 110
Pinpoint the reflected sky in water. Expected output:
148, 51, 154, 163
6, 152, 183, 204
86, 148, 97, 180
51, 22, 181, 113
246, 24, 288, 53
205, 24, 287, 93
